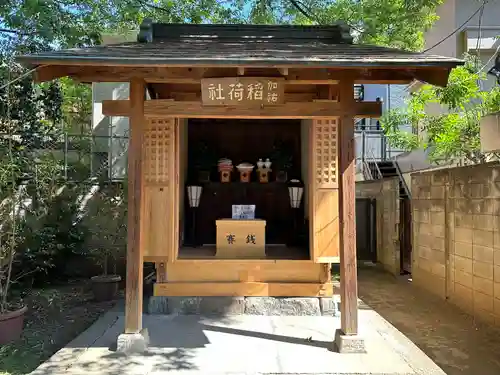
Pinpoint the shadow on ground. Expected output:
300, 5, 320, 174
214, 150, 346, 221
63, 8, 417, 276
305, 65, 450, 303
30, 312, 398, 375
358, 267, 500, 375
29, 314, 248, 375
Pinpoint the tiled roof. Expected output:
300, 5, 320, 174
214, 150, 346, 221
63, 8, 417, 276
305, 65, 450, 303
18, 22, 463, 68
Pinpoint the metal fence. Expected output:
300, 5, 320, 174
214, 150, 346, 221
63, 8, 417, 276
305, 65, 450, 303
63, 133, 129, 181
1, 131, 130, 183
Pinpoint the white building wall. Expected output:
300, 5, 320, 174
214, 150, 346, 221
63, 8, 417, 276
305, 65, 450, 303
458, 0, 500, 91
424, 0, 458, 57
425, 0, 500, 90
92, 82, 130, 179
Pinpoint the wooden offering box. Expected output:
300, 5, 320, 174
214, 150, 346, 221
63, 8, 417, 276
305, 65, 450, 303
215, 219, 266, 258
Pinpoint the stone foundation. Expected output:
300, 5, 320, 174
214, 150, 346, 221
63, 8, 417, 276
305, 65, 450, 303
116, 328, 149, 354
333, 329, 366, 353
148, 296, 341, 316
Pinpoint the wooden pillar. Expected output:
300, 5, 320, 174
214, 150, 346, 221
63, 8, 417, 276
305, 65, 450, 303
125, 79, 146, 334
338, 79, 358, 335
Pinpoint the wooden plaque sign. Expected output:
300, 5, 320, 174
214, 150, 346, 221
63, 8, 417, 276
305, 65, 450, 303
201, 77, 285, 106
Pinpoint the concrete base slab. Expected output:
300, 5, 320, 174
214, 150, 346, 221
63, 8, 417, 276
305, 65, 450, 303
116, 328, 149, 354
148, 296, 339, 316
30, 310, 447, 375
334, 328, 367, 353
28, 297, 448, 375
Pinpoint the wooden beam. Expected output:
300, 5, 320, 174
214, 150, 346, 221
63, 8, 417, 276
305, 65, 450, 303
279, 67, 289, 76
156, 262, 167, 283
124, 78, 146, 335
33, 63, 451, 87
338, 79, 358, 336
102, 99, 381, 119
34, 65, 72, 82
60, 66, 420, 85
103, 99, 129, 115
173, 119, 181, 261
413, 68, 451, 87
320, 264, 332, 284
144, 256, 169, 262
153, 282, 336, 297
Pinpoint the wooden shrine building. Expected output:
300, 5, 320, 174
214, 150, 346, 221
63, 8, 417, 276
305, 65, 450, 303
19, 21, 462, 351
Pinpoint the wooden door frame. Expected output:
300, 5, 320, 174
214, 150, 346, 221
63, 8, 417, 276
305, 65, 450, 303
125, 84, 359, 337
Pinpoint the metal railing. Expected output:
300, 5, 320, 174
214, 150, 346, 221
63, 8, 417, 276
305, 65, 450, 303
394, 158, 411, 199
355, 129, 405, 162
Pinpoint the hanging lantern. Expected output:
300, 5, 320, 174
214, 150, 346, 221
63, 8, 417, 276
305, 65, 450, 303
187, 185, 203, 208
288, 186, 304, 209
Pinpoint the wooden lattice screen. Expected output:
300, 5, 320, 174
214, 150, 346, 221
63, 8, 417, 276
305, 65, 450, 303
309, 118, 340, 263
143, 118, 175, 184
312, 118, 338, 189
142, 118, 178, 259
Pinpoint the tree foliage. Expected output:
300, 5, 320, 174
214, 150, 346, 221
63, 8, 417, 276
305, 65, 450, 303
381, 56, 500, 164
1, 0, 444, 53
83, 186, 127, 276
0, 61, 63, 190
0, 0, 241, 53
290, 0, 443, 50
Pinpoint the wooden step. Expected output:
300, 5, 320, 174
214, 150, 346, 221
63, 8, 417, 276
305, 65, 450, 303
153, 281, 336, 297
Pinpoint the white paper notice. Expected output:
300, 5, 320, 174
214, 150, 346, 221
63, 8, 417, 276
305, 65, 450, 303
232, 205, 256, 220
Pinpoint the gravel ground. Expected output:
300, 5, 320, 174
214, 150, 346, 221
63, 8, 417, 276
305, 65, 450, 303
0, 281, 117, 375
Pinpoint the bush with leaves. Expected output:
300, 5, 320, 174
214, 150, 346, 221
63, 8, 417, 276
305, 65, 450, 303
82, 184, 127, 277
381, 55, 500, 165
0, 58, 69, 307
18, 185, 89, 285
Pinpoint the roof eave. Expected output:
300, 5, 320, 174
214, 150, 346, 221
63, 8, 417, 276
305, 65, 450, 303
16, 55, 464, 70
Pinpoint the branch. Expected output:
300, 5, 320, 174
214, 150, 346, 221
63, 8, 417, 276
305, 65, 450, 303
0, 28, 36, 36
136, 0, 172, 14
289, 0, 319, 23
11, 268, 39, 284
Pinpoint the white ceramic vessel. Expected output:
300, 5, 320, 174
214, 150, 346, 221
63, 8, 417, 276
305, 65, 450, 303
236, 163, 254, 173
264, 158, 272, 169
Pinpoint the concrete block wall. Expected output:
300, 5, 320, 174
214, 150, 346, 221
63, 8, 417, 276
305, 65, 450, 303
412, 162, 500, 325
356, 178, 400, 275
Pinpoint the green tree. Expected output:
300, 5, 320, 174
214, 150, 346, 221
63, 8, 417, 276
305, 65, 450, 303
270, 0, 443, 50
1, 1, 444, 53
59, 77, 92, 134
381, 56, 500, 164
0, 0, 241, 53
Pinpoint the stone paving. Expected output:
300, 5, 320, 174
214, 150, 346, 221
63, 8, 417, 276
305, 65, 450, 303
26, 266, 500, 375
358, 267, 500, 375
28, 302, 444, 375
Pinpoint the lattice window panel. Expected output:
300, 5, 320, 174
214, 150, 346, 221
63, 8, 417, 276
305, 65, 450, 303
313, 118, 338, 189
144, 119, 174, 184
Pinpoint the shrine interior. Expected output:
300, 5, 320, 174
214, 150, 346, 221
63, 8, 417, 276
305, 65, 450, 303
179, 118, 310, 260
